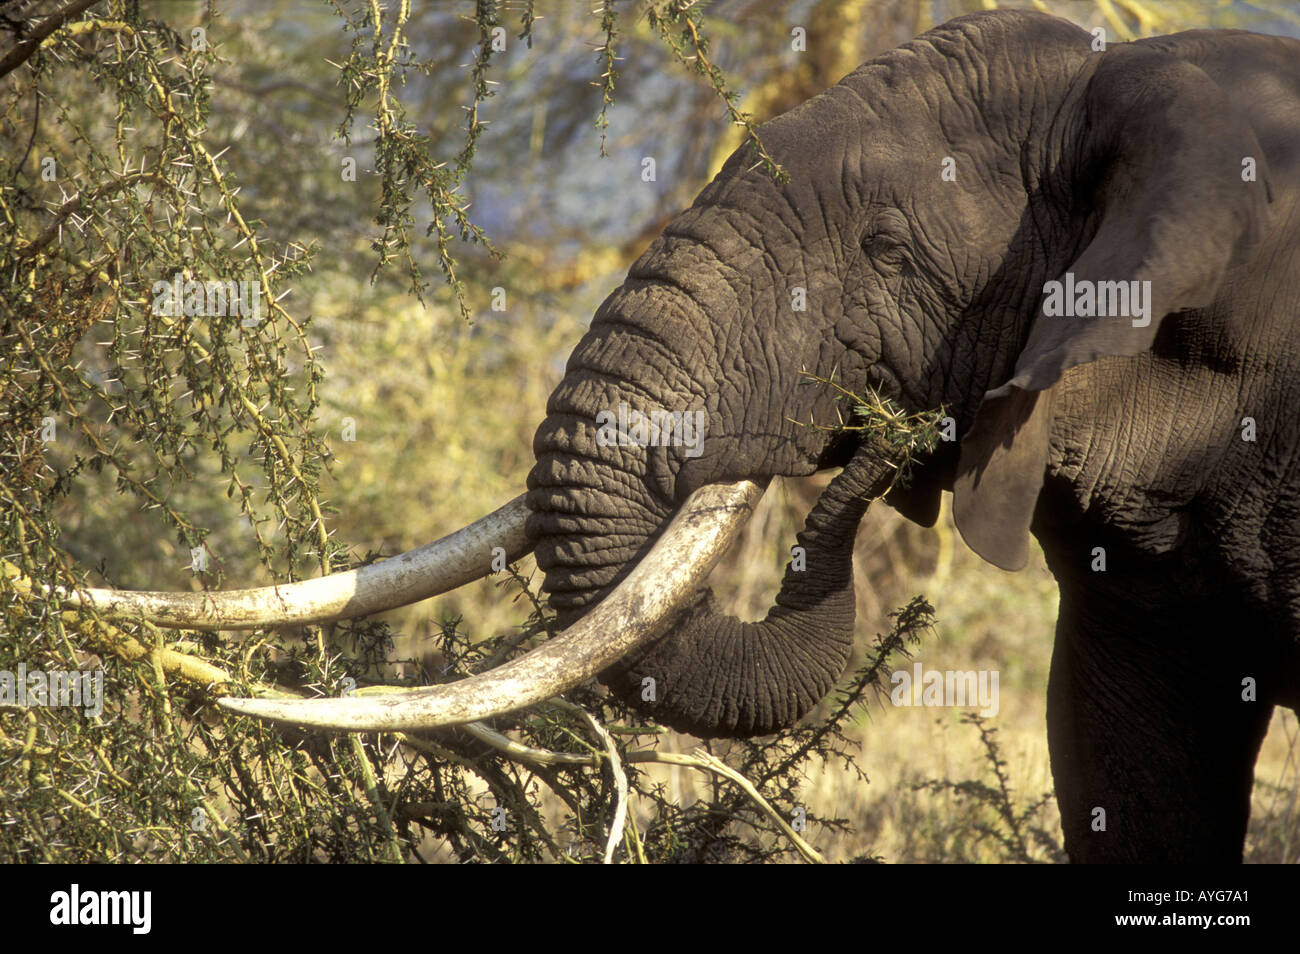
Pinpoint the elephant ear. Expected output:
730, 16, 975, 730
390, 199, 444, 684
953, 46, 1273, 571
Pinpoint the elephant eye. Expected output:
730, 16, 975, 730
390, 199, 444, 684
862, 232, 907, 267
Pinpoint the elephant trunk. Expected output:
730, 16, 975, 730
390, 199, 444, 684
526, 409, 677, 622
529, 415, 898, 738
597, 440, 897, 737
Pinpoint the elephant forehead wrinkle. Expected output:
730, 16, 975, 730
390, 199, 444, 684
622, 252, 751, 332
692, 168, 808, 242
705, 116, 863, 254
567, 343, 699, 408
606, 278, 705, 329
663, 205, 776, 266
686, 200, 814, 282
619, 264, 721, 322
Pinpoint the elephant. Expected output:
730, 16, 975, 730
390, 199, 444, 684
80, 9, 1300, 863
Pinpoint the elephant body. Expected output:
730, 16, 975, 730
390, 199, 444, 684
1042, 175, 1300, 860
525, 10, 1300, 862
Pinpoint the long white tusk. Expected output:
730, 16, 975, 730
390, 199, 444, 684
60, 495, 531, 630
217, 480, 764, 731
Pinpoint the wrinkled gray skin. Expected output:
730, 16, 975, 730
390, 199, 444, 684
525, 10, 1300, 863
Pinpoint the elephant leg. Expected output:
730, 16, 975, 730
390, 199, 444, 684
1046, 581, 1274, 863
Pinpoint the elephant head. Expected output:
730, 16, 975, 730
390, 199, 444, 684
85, 11, 1278, 750
521, 7, 1273, 737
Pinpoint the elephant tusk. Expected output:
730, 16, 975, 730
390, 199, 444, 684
216, 479, 765, 731
57, 495, 532, 630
